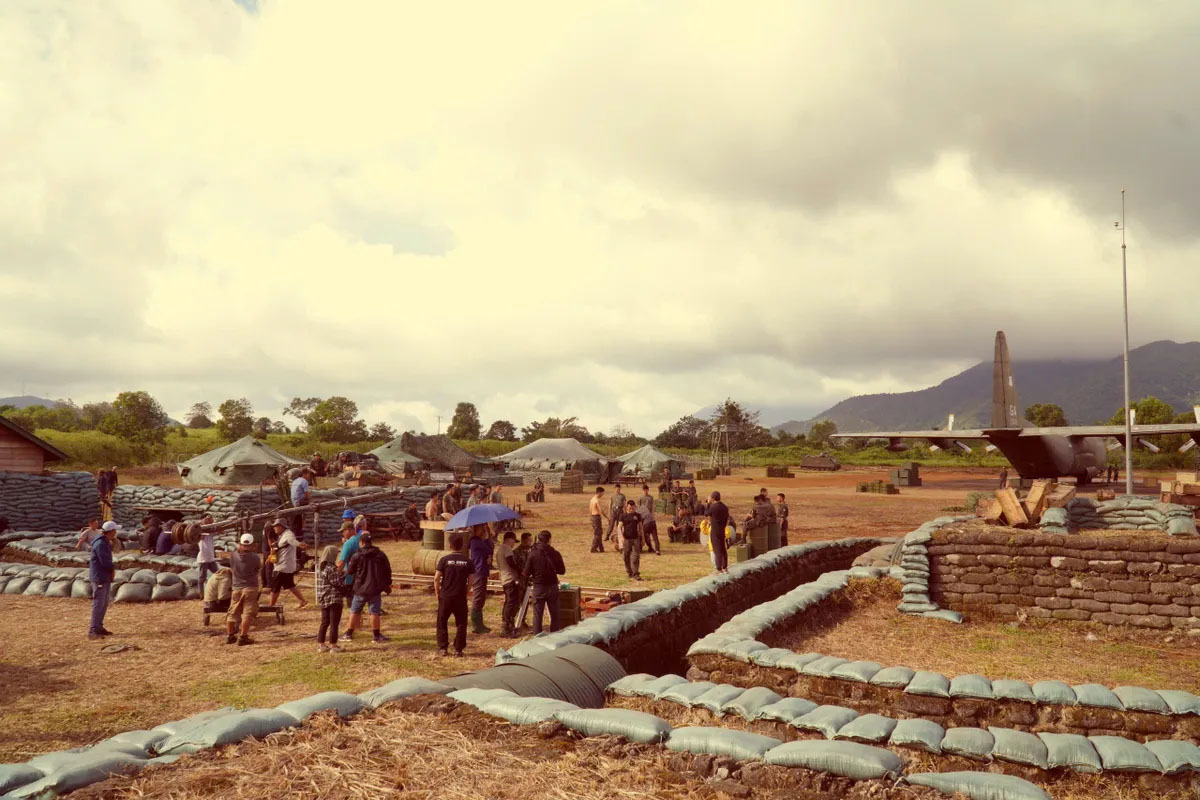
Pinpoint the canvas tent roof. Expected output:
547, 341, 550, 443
617, 444, 684, 476
367, 437, 425, 467
399, 432, 495, 471
502, 437, 612, 473
178, 436, 305, 486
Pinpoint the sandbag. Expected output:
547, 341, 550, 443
158, 709, 297, 755
905, 670, 950, 697
4, 752, 146, 799
130, 569, 158, 584
44, 579, 74, 598
105, 729, 170, 755
22, 578, 48, 596
748, 647, 796, 668
276, 691, 367, 722
793, 705, 860, 738
607, 674, 657, 698
151, 708, 237, 738
1112, 686, 1170, 715
1039, 732, 1101, 773
870, 666, 915, 688
921, 608, 964, 623
831, 661, 883, 684
905, 771, 1050, 800
155, 572, 182, 586
150, 583, 186, 602
554, 709, 672, 744
481, 696, 579, 725
1089, 735, 1162, 772
889, 718, 944, 753
991, 679, 1036, 703
833, 713, 897, 744
1031, 680, 1077, 706
1155, 690, 1200, 715
665, 727, 780, 760
692, 684, 746, 714
71, 579, 92, 599
989, 726, 1049, 770
1144, 739, 1200, 775
765, 739, 902, 780
448, 688, 515, 708
359, 677, 453, 709
1073, 684, 1124, 710
640, 674, 688, 698
724, 640, 768, 662
114, 582, 153, 603
941, 727, 994, 760
659, 682, 716, 707
757, 697, 818, 724
800, 655, 849, 678
950, 674, 993, 699
0, 763, 43, 795
720, 687, 782, 721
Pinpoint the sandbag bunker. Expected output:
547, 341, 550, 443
0, 529, 239, 602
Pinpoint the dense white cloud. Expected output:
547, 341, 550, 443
2, 0, 1197, 435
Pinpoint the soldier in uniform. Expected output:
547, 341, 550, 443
776, 493, 789, 546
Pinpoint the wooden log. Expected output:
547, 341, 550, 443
994, 487, 1029, 527
1021, 479, 1052, 522
982, 500, 1005, 524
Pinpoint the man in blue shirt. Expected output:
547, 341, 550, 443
336, 517, 360, 620
88, 521, 117, 639
468, 525, 494, 634
290, 468, 313, 539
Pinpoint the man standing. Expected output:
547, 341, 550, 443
639, 502, 662, 556
76, 518, 102, 550
268, 518, 307, 609
196, 514, 219, 589
344, 532, 392, 644
522, 531, 566, 634
588, 486, 608, 553
490, 484, 505, 507
442, 484, 461, 519
424, 490, 442, 521
290, 468, 312, 539
468, 525, 494, 634
337, 519, 360, 611
87, 521, 116, 639
434, 532, 472, 656
606, 484, 626, 544
635, 483, 654, 517
496, 531, 521, 637
96, 470, 112, 517
686, 480, 699, 512
466, 485, 483, 508
707, 491, 730, 574
227, 532, 261, 646
776, 493, 790, 547
617, 500, 644, 581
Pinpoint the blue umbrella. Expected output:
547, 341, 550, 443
446, 503, 520, 530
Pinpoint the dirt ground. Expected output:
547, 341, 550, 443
0, 466, 1064, 761
772, 581, 1200, 693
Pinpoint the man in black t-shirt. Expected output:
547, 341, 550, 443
434, 533, 472, 656
617, 500, 644, 581
707, 491, 731, 573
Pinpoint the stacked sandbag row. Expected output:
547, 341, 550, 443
608, 674, 1200, 779
0, 529, 235, 572
0, 676, 455, 798
0, 563, 205, 602
891, 516, 973, 621
111, 485, 244, 530
0, 471, 98, 531
1064, 496, 1197, 535
495, 537, 883, 674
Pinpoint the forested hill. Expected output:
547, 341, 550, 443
782, 340, 1200, 432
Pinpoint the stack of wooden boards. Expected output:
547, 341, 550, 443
765, 466, 795, 478
982, 479, 1075, 527
856, 479, 899, 495
890, 461, 921, 487
550, 470, 584, 494
1160, 472, 1200, 510
342, 468, 392, 488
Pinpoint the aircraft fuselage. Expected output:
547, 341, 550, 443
988, 434, 1107, 482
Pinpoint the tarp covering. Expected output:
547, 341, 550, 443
367, 438, 425, 468
178, 437, 305, 487
501, 438, 613, 475
398, 433, 494, 471
618, 444, 684, 477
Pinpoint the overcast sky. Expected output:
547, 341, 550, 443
3, 1, 1198, 436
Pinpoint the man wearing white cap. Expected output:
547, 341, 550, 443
227, 532, 262, 646
268, 518, 307, 610
87, 521, 119, 639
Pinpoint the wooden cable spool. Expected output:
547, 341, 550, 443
170, 522, 187, 545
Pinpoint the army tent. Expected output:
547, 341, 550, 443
502, 438, 618, 479
618, 444, 684, 477
177, 436, 306, 486
368, 437, 426, 471
399, 432, 496, 472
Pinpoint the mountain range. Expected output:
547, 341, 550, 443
773, 340, 1200, 434
0, 395, 61, 410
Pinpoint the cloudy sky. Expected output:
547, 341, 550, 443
3, 1, 1198, 436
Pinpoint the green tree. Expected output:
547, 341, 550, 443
1107, 396, 1176, 426
807, 419, 838, 448
284, 397, 322, 430
447, 402, 482, 440
306, 396, 368, 442
100, 391, 169, 457
654, 415, 710, 449
369, 421, 396, 440
485, 420, 518, 441
79, 402, 113, 430
186, 401, 214, 429
521, 416, 591, 443
216, 398, 255, 440
1025, 403, 1068, 427
709, 399, 773, 449
252, 416, 273, 438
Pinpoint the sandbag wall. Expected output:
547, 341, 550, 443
0, 471, 98, 531
927, 528, 1200, 630
497, 538, 882, 676
1049, 496, 1197, 536
111, 485, 244, 529
0, 529, 213, 573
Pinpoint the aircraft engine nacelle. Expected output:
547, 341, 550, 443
885, 438, 910, 453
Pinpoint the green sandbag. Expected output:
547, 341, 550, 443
114, 582, 153, 603
989, 727, 1049, 770
481, 696, 579, 725
950, 674, 993, 699
359, 677, 453, 709
1073, 684, 1124, 710
4, 752, 146, 799
941, 727, 994, 760
1144, 739, 1200, 775
793, 705, 860, 738
1038, 732, 1101, 773
833, 713, 897, 744
991, 679, 1036, 703
158, 709, 297, 755
906, 771, 1050, 800
555, 709, 672, 744
870, 666, 915, 688
905, 670, 950, 698
659, 682, 716, 707
720, 687, 782, 721
889, 718, 944, 753
150, 583, 186, 602
756, 697, 818, 724
606, 674, 657, 698
1088, 735, 1163, 772
1031, 680, 1076, 706
1112, 686, 1170, 715
665, 726, 780, 760
765, 739, 902, 780
692, 684, 746, 714
276, 691, 367, 722
0, 763, 43, 795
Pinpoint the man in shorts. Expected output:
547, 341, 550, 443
268, 518, 307, 609
227, 533, 262, 646
344, 532, 392, 644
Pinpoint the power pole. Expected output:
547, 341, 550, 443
436, 415, 442, 435
1116, 190, 1133, 496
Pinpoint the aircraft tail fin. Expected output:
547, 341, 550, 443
991, 331, 1021, 428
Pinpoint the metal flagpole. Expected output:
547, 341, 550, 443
1117, 190, 1133, 496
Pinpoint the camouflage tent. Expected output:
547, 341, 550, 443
178, 436, 305, 487
399, 432, 496, 472
617, 444, 684, 477
367, 437, 426, 469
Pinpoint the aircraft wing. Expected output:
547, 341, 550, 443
999, 424, 1200, 438
831, 429, 990, 441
